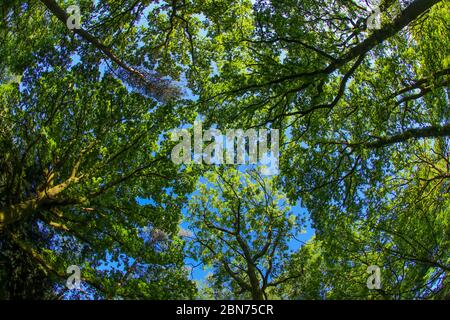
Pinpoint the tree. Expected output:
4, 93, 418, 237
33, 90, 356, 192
278, 139, 449, 299
186, 0, 449, 299
1, 0, 448, 300
187, 168, 305, 300
0, 0, 197, 299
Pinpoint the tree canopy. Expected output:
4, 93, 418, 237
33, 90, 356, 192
0, 0, 448, 300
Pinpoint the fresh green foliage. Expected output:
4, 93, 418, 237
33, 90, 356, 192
0, 0, 448, 300
187, 168, 304, 299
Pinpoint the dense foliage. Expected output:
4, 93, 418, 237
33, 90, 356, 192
0, 0, 448, 299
